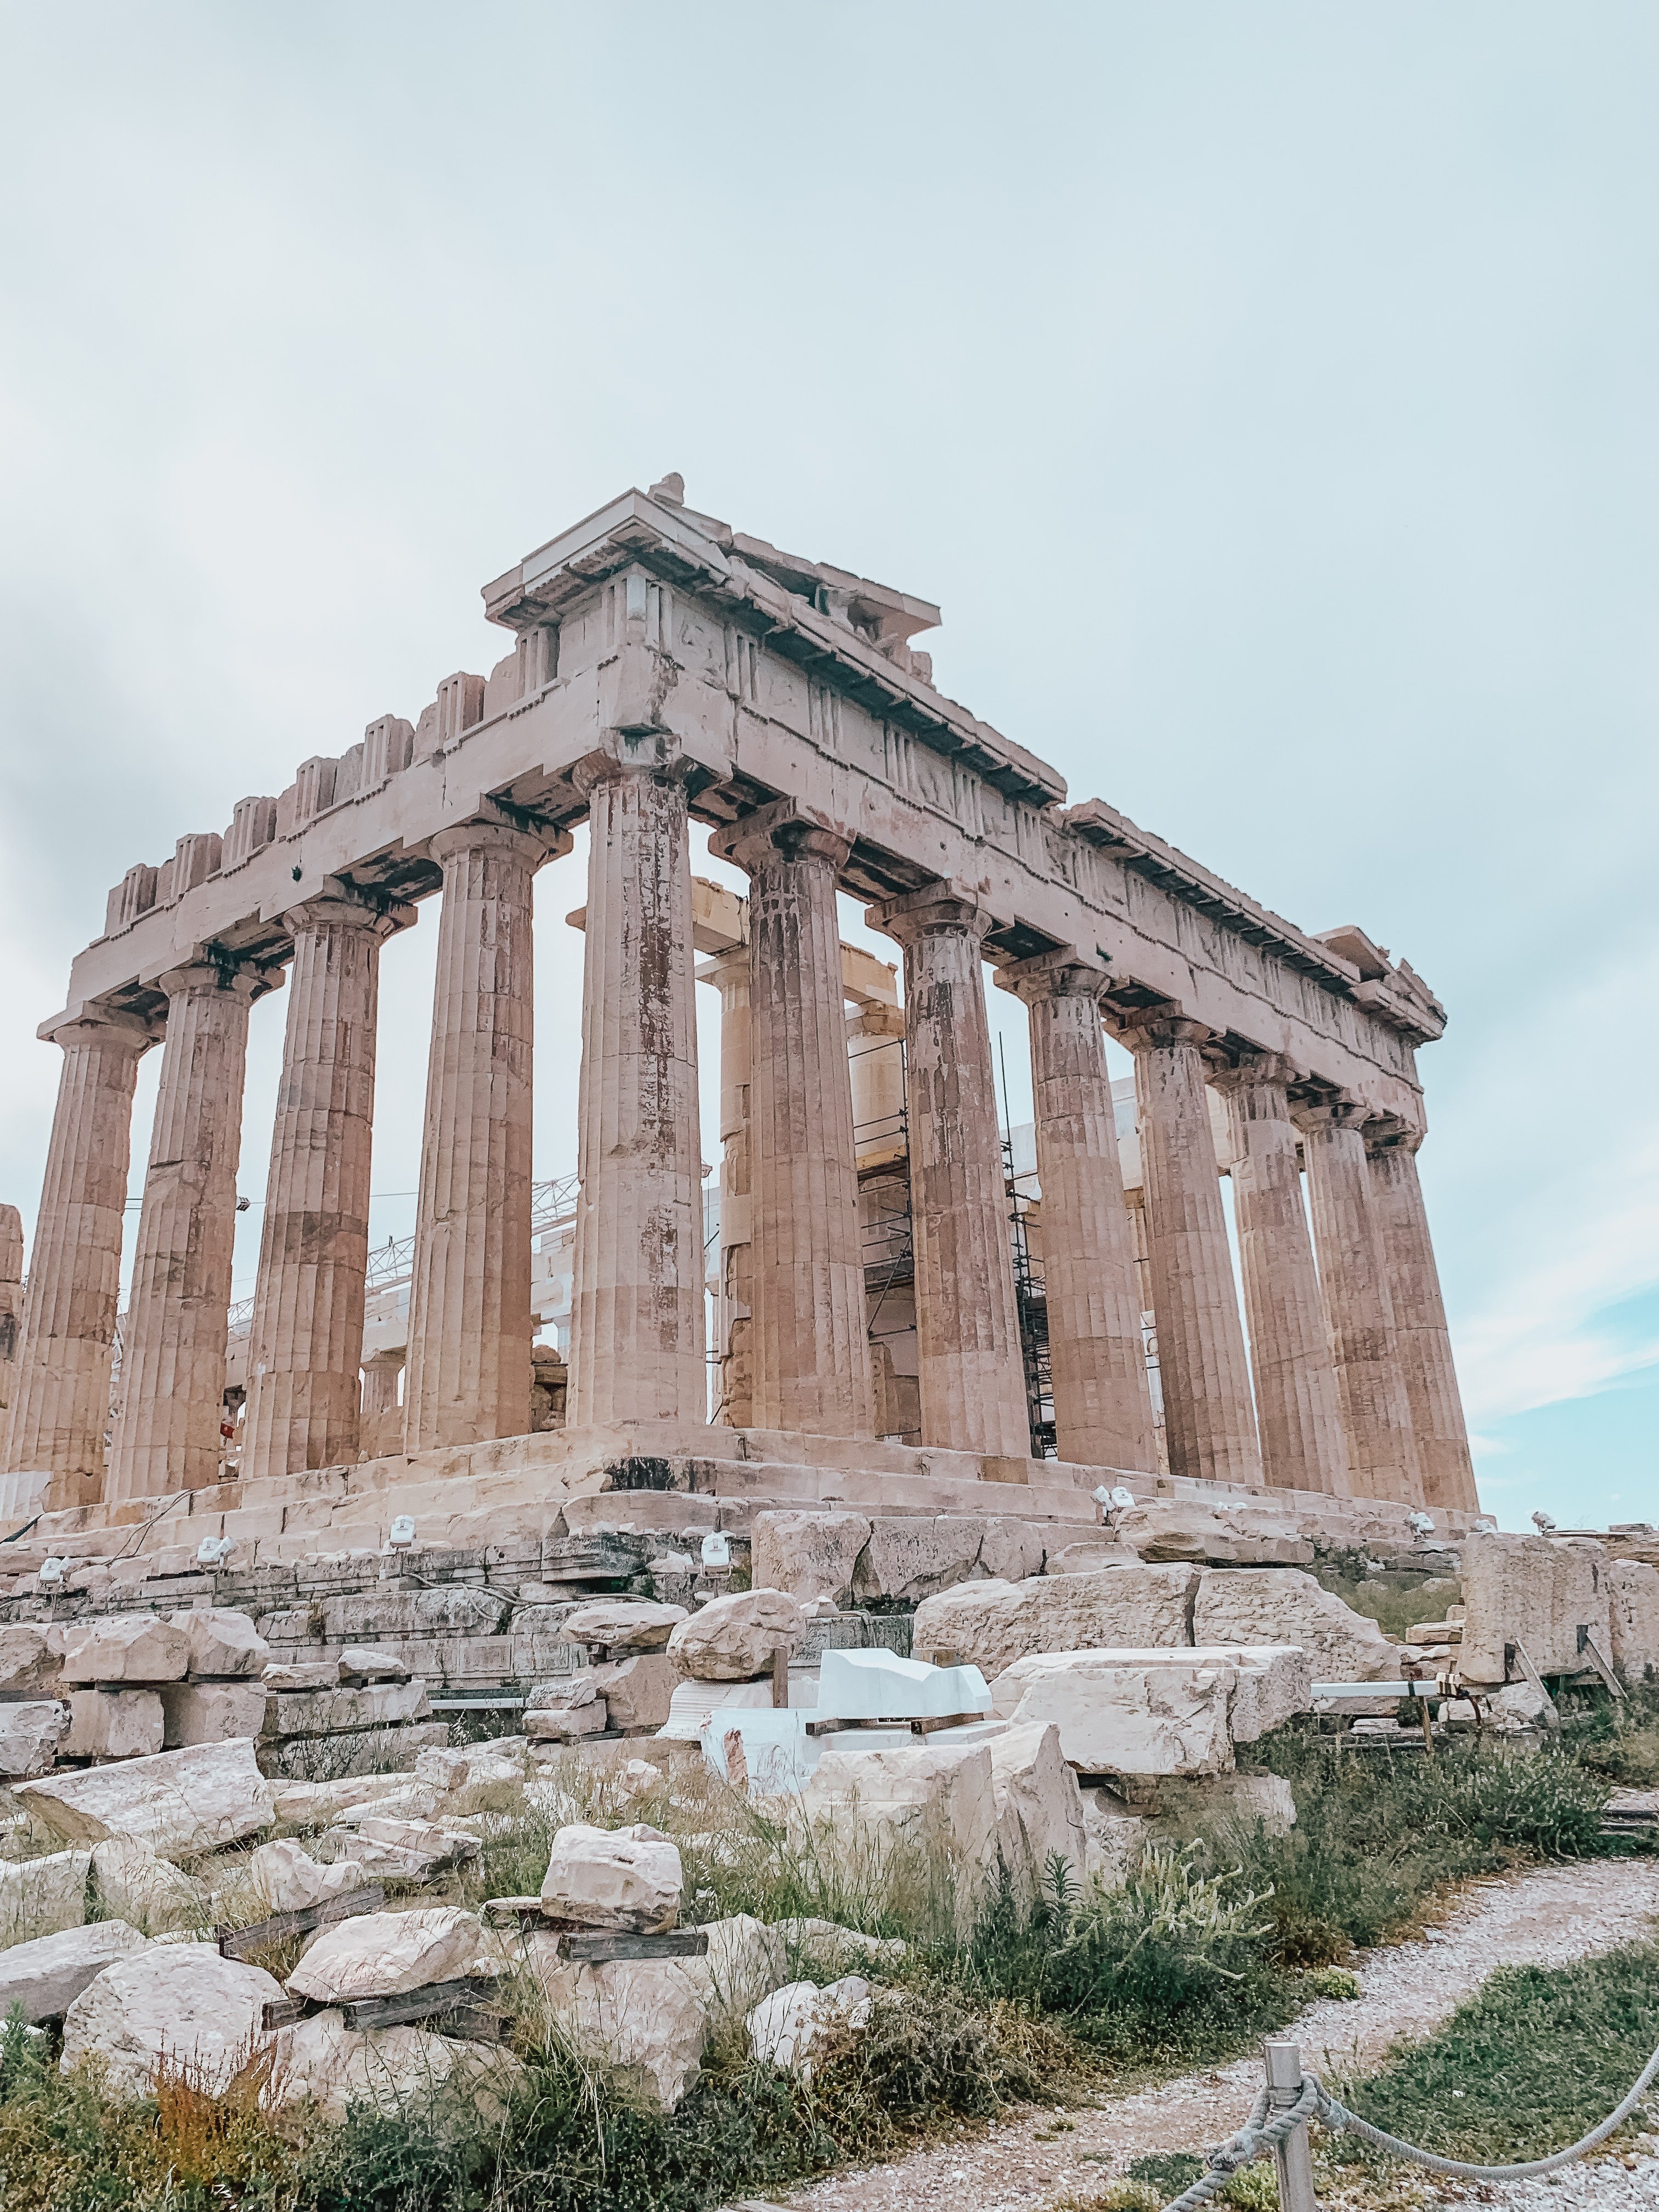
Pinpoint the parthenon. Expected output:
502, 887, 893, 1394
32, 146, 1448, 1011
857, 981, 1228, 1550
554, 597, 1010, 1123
0, 476, 1480, 1542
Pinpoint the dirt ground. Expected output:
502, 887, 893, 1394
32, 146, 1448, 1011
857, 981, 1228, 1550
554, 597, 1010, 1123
736, 1858, 1659, 2212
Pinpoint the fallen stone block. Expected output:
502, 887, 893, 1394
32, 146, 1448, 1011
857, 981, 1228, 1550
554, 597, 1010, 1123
1607, 1559, 1659, 1684
989, 1652, 1237, 1778
1192, 1569, 1396, 1683
540, 1822, 682, 1931
263, 1660, 341, 1691
852, 1516, 985, 1604
338, 1646, 409, 1681
89, 1836, 206, 1934
241, 1837, 366, 1914
287, 1905, 484, 2003
747, 1974, 871, 2082
0, 1697, 68, 1779
801, 1741, 997, 1886
658, 1677, 775, 1740
16, 1737, 276, 1859
173, 1609, 271, 1679
0, 1918, 148, 2022
1150, 1771, 1297, 1839
818, 1648, 990, 1720
1459, 1532, 1612, 1684
268, 2008, 522, 2123
157, 1679, 268, 1748
262, 1679, 432, 1737
528, 1943, 708, 2111
525, 1700, 610, 1741
0, 1622, 63, 1701
1045, 1542, 1144, 1575
560, 1599, 689, 1651
586, 1654, 675, 1730
676, 1911, 786, 2027
668, 1589, 803, 1681
64, 1687, 165, 1760
987, 1722, 1092, 1896
60, 1943, 283, 2096
0, 1847, 92, 1943
1115, 1505, 1313, 1567
912, 1566, 1198, 1678
750, 1512, 872, 1609
60, 1613, 191, 1686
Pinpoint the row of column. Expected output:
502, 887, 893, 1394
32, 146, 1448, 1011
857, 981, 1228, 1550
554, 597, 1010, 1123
2, 748, 1477, 1517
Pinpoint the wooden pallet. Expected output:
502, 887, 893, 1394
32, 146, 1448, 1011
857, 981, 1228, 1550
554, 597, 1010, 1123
216, 1884, 385, 1961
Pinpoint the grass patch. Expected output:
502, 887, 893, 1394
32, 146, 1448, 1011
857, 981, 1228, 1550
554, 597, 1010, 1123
1309, 1557, 1460, 1644
1328, 1940, 1659, 2169
1559, 1675, 1659, 1788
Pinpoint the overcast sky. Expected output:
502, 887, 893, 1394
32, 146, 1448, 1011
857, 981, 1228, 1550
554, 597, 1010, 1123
3, 3, 1655, 1529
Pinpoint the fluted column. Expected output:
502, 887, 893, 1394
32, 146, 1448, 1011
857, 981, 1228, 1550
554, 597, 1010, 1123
403, 817, 562, 1452
698, 941, 753, 1428
712, 803, 873, 1438
1124, 1017, 1261, 1487
1298, 1099, 1423, 1505
240, 891, 411, 1483
567, 749, 706, 1427
1211, 1053, 1350, 1496
868, 884, 1029, 1459
999, 951, 1156, 1471
1367, 1130, 1478, 1513
4, 1008, 156, 1509
107, 961, 275, 1503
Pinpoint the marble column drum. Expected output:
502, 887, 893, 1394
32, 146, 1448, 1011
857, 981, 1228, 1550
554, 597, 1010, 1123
403, 818, 558, 1453
240, 891, 410, 1483
1212, 1053, 1350, 1497
1127, 1018, 1262, 1487
1367, 1132, 1479, 1513
1299, 1099, 1424, 1505
3, 1008, 155, 1508
106, 961, 272, 1503
1000, 952, 1156, 1471
713, 804, 873, 1439
870, 885, 1030, 1459
699, 940, 753, 1429
566, 754, 706, 1427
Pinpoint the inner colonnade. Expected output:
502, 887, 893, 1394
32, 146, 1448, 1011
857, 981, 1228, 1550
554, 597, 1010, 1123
1, 479, 1480, 1523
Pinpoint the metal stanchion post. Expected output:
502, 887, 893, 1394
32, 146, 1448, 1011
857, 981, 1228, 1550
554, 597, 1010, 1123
1263, 2040, 1319, 2212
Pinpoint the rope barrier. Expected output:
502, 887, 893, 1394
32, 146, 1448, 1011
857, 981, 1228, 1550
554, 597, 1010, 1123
1152, 2033, 1659, 2208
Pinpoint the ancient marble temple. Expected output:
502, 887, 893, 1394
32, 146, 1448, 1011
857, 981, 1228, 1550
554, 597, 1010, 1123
1, 478, 1479, 1525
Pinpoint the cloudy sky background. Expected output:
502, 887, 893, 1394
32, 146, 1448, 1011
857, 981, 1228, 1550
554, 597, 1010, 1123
2, 3, 1655, 1526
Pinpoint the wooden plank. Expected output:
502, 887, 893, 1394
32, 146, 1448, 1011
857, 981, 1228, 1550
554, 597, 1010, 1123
261, 1996, 311, 2029
1578, 1630, 1627, 1703
556, 1929, 709, 1961
218, 1884, 385, 1961
341, 1974, 503, 2032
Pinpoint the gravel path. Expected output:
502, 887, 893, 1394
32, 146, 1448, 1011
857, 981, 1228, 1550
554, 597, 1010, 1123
755, 1858, 1659, 2212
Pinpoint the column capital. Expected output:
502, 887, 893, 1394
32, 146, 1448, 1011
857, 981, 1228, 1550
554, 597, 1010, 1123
994, 944, 1111, 1006
1116, 1011, 1216, 1053
866, 878, 998, 949
281, 886, 417, 943
708, 798, 853, 876
1364, 1113, 1424, 1159
570, 728, 702, 798
1209, 1048, 1301, 1097
38, 1002, 161, 1054
429, 809, 571, 869
159, 955, 283, 1007
1293, 1093, 1370, 1136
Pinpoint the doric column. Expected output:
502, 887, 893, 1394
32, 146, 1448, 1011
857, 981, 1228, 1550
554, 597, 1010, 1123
107, 960, 276, 1503
712, 803, 873, 1439
868, 883, 1029, 1459
698, 940, 753, 1428
998, 951, 1156, 1471
1297, 1098, 1423, 1504
4, 1009, 157, 1509
1211, 1053, 1350, 1497
1367, 1128, 1479, 1513
403, 815, 562, 1453
1122, 1017, 1261, 1487
566, 747, 706, 1427
239, 890, 411, 1484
